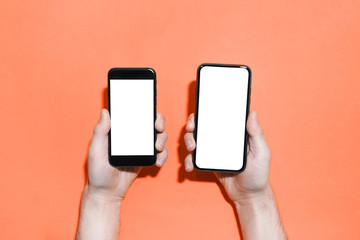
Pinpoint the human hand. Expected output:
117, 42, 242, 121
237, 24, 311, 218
184, 111, 271, 204
85, 109, 168, 202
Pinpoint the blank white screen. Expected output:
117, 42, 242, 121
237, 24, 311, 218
110, 79, 154, 156
195, 66, 249, 171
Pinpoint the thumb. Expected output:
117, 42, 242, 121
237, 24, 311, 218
246, 111, 270, 157
88, 109, 110, 160
93, 109, 111, 138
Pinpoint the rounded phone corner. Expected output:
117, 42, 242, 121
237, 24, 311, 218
239, 65, 252, 76
192, 154, 201, 171
234, 165, 246, 173
144, 152, 157, 167
108, 158, 118, 167
232, 159, 247, 173
193, 161, 201, 171
146, 68, 156, 75
146, 160, 157, 167
108, 68, 118, 77
197, 63, 209, 72
192, 156, 208, 172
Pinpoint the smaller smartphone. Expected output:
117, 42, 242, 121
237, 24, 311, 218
108, 68, 156, 167
193, 64, 251, 172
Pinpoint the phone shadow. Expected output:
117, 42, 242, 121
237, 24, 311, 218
177, 80, 244, 239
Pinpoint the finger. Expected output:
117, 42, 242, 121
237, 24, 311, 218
156, 148, 168, 167
155, 130, 168, 152
155, 112, 165, 133
246, 111, 270, 158
184, 132, 196, 151
186, 113, 195, 132
92, 109, 111, 139
184, 153, 194, 172
88, 109, 110, 160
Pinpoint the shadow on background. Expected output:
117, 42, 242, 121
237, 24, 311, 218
177, 80, 244, 239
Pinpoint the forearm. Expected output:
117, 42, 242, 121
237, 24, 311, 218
234, 185, 287, 240
76, 185, 122, 240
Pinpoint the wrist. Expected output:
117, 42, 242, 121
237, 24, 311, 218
82, 184, 123, 207
233, 184, 273, 209
233, 184, 287, 240
77, 184, 122, 240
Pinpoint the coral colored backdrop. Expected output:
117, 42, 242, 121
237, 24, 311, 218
1, 0, 360, 239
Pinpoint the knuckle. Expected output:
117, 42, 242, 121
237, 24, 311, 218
184, 132, 191, 140
156, 140, 162, 148
93, 123, 102, 134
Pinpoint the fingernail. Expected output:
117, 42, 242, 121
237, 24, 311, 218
253, 111, 257, 120
185, 140, 192, 150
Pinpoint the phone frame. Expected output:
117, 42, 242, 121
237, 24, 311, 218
192, 63, 252, 173
107, 68, 157, 167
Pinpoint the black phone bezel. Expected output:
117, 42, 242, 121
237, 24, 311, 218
107, 68, 157, 167
192, 63, 252, 173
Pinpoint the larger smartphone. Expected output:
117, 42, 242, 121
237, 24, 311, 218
193, 64, 251, 172
108, 68, 156, 166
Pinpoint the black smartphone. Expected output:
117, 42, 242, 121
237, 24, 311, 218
193, 63, 251, 172
108, 68, 157, 167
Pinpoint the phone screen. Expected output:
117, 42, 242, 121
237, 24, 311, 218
109, 79, 154, 156
194, 65, 250, 172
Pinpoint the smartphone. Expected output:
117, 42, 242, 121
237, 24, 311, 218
193, 64, 251, 172
108, 68, 156, 166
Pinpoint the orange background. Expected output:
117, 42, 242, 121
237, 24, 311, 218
1, 0, 360, 239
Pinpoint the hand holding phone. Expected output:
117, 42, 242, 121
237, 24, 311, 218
84, 109, 167, 202
185, 110, 271, 197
